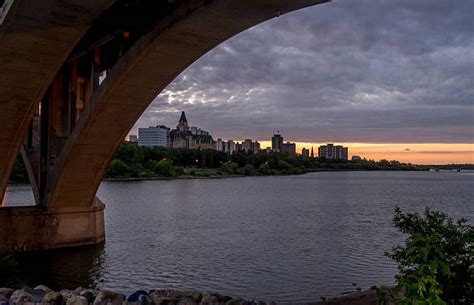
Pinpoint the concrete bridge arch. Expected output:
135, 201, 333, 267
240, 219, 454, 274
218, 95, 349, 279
0, 0, 328, 252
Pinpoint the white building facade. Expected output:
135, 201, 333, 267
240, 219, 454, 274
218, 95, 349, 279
138, 125, 170, 147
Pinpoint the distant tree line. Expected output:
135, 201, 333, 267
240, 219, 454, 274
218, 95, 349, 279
8, 141, 426, 183
105, 142, 424, 179
429, 164, 474, 170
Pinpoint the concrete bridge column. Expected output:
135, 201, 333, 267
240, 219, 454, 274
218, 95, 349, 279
0, 53, 107, 253
0, 0, 114, 253
0, 198, 104, 253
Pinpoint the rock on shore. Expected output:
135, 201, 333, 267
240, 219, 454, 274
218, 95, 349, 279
306, 290, 381, 305
0, 286, 277, 305
0, 286, 389, 305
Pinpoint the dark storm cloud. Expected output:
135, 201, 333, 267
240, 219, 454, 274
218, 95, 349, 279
133, 0, 474, 143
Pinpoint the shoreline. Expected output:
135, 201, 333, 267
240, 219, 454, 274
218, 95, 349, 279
102, 168, 427, 182
306, 289, 383, 305
7, 168, 430, 184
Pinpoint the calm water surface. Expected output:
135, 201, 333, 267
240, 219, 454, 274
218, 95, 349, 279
5, 171, 474, 303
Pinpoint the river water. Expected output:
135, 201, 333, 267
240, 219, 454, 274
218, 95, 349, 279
4, 171, 474, 303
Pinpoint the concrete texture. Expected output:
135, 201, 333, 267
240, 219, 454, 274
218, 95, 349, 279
47, 0, 328, 208
0, 198, 104, 253
0, 0, 114, 206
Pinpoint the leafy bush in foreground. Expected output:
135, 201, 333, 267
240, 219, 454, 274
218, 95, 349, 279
380, 207, 473, 305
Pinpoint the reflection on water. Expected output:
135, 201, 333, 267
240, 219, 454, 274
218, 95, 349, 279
12, 244, 105, 290
4, 171, 474, 303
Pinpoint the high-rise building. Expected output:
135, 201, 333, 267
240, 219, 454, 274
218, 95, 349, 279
216, 138, 225, 151
318, 143, 348, 160
240, 139, 260, 154
282, 142, 296, 154
252, 141, 260, 153
302, 147, 310, 158
242, 139, 253, 152
235, 142, 243, 152
272, 133, 283, 152
225, 140, 235, 154
138, 126, 170, 147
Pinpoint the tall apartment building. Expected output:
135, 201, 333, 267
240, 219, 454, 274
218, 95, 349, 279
216, 138, 225, 151
272, 133, 283, 152
318, 143, 348, 160
225, 140, 235, 154
242, 139, 253, 152
241, 139, 260, 154
252, 141, 261, 152
138, 125, 170, 147
301, 147, 310, 158
235, 142, 242, 152
282, 142, 296, 154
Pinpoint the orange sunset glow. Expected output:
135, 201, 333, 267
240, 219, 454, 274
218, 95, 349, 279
257, 142, 474, 165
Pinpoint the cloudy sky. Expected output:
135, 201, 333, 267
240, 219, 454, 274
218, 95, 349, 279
132, 0, 474, 163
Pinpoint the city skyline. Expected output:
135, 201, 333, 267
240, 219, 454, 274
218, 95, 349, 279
131, 113, 473, 165
131, 0, 473, 164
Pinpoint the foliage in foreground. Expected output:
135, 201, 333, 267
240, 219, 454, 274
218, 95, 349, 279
379, 208, 473, 305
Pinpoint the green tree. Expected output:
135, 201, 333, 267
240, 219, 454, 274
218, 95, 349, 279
106, 159, 130, 177
384, 207, 473, 305
146, 160, 159, 175
221, 161, 239, 174
258, 162, 271, 175
115, 141, 144, 165
155, 159, 174, 177
242, 164, 256, 176
276, 160, 292, 171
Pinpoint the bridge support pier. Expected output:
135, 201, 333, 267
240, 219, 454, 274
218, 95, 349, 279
0, 199, 104, 253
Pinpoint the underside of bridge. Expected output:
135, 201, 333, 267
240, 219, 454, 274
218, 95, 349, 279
0, 0, 328, 253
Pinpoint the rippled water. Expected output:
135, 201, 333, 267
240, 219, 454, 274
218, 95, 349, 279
5, 171, 474, 303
